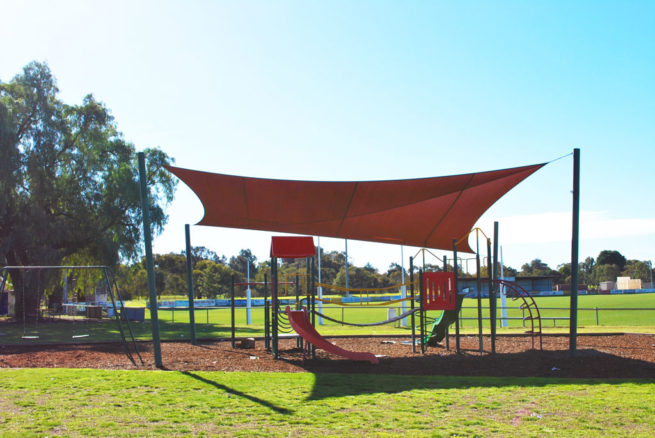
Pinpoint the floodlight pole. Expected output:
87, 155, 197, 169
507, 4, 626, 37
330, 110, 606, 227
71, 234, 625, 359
137, 152, 162, 368
185, 224, 197, 345
569, 148, 580, 356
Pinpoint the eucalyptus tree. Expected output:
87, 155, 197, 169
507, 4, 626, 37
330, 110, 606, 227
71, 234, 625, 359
0, 62, 176, 319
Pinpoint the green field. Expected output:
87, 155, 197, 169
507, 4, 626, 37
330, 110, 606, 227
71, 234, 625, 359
0, 368, 653, 437
1, 293, 654, 345
2, 295, 655, 436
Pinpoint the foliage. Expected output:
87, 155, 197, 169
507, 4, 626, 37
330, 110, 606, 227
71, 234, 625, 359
0, 62, 176, 318
597, 250, 627, 271
229, 249, 257, 279
518, 259, 559, 279
182, 246, 225, 266
593, 264, 622, 284
195, 260, 234, 298
622, 260, 653, 284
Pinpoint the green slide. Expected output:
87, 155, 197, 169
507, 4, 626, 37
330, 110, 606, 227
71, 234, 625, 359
425, 294, 466, 346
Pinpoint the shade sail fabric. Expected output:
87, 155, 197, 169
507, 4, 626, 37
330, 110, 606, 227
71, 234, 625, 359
165, 163, 545, 253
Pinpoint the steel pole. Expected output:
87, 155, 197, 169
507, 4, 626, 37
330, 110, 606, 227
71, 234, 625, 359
184, 224, 197, 345
570, 148, 581, 356
137, 152, 162, 367
410, 256, 416, 353
492, 221, 500, 353
453, 239, 460, 354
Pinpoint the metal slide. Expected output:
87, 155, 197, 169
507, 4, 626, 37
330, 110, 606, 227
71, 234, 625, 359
285, 306, 379, 364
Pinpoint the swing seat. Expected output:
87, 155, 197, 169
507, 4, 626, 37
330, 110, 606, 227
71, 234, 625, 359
72, 334, 90, 339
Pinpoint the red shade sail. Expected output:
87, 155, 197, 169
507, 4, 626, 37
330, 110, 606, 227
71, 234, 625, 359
165, 163, 545, 253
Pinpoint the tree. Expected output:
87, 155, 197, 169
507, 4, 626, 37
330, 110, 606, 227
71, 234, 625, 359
518, 259, 558, 278
182, 246, 224, 267
593, 264, 621, 284
195, 260, 233, 298
579, 257, 595, 285
229, 249, 258, 278
0, 62, 176, 319
597, 250, 627, 271
622, 260, 652, 284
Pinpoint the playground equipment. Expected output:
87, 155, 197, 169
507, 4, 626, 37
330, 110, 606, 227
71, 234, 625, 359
162, 152, 579, 365
0, 265, 143, 365
269, 235, 389, 362
286, 306, 379, 364
494, 279, 543, 349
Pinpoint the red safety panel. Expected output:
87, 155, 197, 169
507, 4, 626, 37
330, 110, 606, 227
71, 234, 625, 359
423, 272, 456, 310
270, 236, 316, 258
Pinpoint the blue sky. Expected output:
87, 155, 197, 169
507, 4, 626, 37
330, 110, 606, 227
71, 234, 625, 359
2, 1, 654, 272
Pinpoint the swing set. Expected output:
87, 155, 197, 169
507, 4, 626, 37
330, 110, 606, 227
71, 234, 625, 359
0, 265, 143, 365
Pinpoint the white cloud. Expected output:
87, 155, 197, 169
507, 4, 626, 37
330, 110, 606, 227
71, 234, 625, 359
476, 211, 655, 246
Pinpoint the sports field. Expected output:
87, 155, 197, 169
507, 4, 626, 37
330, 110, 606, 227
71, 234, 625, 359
1, 293, 654, 344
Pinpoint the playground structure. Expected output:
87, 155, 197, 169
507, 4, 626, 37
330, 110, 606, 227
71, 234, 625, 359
261, 232, 543, 363
0, 265, 143, 365
118, 150, 577, 366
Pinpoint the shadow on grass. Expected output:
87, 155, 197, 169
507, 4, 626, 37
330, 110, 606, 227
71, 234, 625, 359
303, 349, 655, 400
179, 370, 293, 415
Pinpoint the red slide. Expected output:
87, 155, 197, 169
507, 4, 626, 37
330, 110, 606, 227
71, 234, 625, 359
285, 306, 379, 364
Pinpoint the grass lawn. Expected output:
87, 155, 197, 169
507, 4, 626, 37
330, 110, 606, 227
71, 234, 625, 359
1, 368, 654, 437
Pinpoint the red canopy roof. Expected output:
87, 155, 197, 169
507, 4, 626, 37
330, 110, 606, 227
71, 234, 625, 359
166, 163, 545, 253
270, 236, 316, 258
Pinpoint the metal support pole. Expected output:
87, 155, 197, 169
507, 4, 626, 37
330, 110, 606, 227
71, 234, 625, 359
184, 224, 197, 345
487, 235, 495, 354
311, 256, 316, 358
272, 257, 279, 359
492, 221, 500, 353
264, 274, 270, 350
570, 147, 581, 356
476, 252, 483, 355
444, 255, 450, 350
475, 230, 483, 355
453, 239, 460, 354
231, 275, 235, 348
419, 269, 425, 354
137, 152, 162, 368
401, 245, 407, 327
246, 261, 252, 325
296, 272, 302, 349
344, 239, 349, 296
317, 238, 323, 325
410, 256, 416, 353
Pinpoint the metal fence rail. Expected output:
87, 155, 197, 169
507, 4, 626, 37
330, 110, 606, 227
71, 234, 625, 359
156, 304, 655, 327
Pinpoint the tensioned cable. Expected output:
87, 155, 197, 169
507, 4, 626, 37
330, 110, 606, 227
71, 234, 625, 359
312, 308, 419, 327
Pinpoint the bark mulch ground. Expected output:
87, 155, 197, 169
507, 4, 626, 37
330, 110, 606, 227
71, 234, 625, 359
2, 334, 655, 378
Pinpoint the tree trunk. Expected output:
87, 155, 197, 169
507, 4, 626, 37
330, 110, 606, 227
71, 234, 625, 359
9, 269, 42, 322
